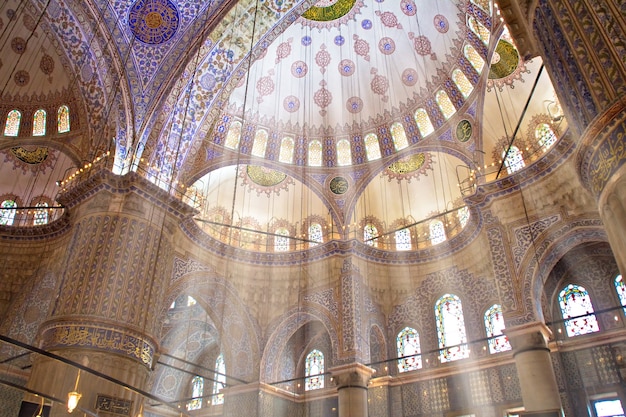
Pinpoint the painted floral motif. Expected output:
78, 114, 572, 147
275, 38, 293, 64
291, 60, 308, 78
378, 37, 396, 55
346, 96, 363, 113
255, 70, 275, 104
409, 32, 436, 60
314, 80, 332, 116
338, 59, 355, 76
315, 44, 331, 73
283, 95, 300, 113
375, 10, 402, 29
370, 68, 389, 102
353, 34, 370, 61
401, 0, 416, 16
434, 14, 449, 33
402, 68, 418, 86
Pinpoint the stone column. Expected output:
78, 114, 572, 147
506, 322, 562, 416
330, 363, 374, 417
26, 169, 195, 416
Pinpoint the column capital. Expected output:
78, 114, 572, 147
505, 321, 552, 354
329, 363, 375, 389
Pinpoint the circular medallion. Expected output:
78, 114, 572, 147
488, 40, 520, 79
128, 0, 180, 45
455, 119, 472, 142
283, 95, 300, 112
346, 97, 363, 113
247, 165, 287, 187
40, 54, 55, 75
14, 70, 29, 86
330, 176, 349, 195
302, 0, 357, 22
11, 37, 26, 54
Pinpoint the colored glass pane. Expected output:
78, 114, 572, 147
391, 122, 408, 151
430, 220, 446, 245
33, 109, 46, 136
436, 90, 456, 120
0, 200, 17, 226
364, 224, 378, 247
458, 206, 470, 228
279, 137, 294, 163
251, 129, 268, 157
275, 228, 289, 252
470, 0, 492, 13
415, 108, 434, 137
305, 349, 324, 391
225, 121, 242, 149
308, 223, 323, 247
615, 275, 626, 314
467, 16, 490, 44
4, 110, 21, 137
212, 354, 226, 405
535, 123, 557, 150
187, 296, 197, 306
396, 327, 422, 372
559, 284, 599, 336
464, 44, 485, 73
336, 139, 352, 166
57, 105, 70, 133
484, 304, 511, 353
503, 145, 525, 174
308, 140, 322, 167
187, 376, 203, 410
452, 69, 473, 98
395, 229, 411, 251
435, 294, 470, 362
34, 202, 49, 226
364, 133, 381, 161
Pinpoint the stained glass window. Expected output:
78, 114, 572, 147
364, 133, 382, 161
225, 121, 242, 149
436, 90, 456, 120
4, 110, 21, 137
470, 0, 492, 13
484, 304, 511, 353
430, 220, 446, 245
33, 202, 49, 226
615, 275, 626, 314
364, 224, 378, 247
458, 206, 470, 228
559, 284, 600, 337
212, 353, 226, 405
435, 294, 470, 362
187, 376, 204, 410
395, 229, 411, 251
414, 108, 434, 137
305, 349, 324, 391
464, 44, 485, 73
0, 200, 17, 226
308, 223, 323, 247
336, 139, 352, 166
503, 145, 525, 174
251, 129, 268, 157
396, 327, 422, 372
187, 296, 197, 306
275, 228, 290, 252
33, 109, 46, 136
452, 69, 473, 98
391, 122, 409, 151
535, 123, 557, 150
467, 16, 490, 44
279, 137, 294, 163
57, 105, 70, 133
308, 140, 322, 167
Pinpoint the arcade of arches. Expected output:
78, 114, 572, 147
0, 0, 625, 416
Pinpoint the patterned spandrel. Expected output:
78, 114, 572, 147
558, 284, 600, 337
57, 105, 70, 133
484, 304, 512, 353
395, 229, 411, 251
187, 376, 203, 410
33, 202, 49, 226
436, 90, 456, 120
305, 349, 324, 391
364, 133, 382, 161
225, 121, 242, 149
452, 69, 473, 98
0, 200, 17, 226
275, 228, 290, 252
4, 110, 21, 137
414, 108, 434, 137
503, 145, 525, 174
615, 275, 626, 314
391, 122, 408, 151
251, 129, 268, 157
429, 220, 446, 245
308, 223, 323, 246
435, 293, 470, 362
396, 327, 422, 372
279, 137, 294, 163
212, 353, 226, 405
535, 123, 557, 150
467, 15, 490, 44
364, 223, 378, 247
336, 139, 352, 166
464, 44, 485, 73
33, 109, 46, 136
308, 140, 322, 167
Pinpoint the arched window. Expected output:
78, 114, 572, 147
464, 44, 485, 73
336, 139, 352, 166
467, 16, 490, 44
33, 202, 49, 226
458, 206, 470, 228
615, 275, 626, 314
212, 353, 226, 405
435, 294, 469, 362
33, 109, 46, 136
187, 296, 197, 306
470, 0, 492, 13
57, 105, 70, 133
436, 90, 455, 120
391, 122, 408, 151
225, 121, 242, 150
279, 137, 294, 163
452, 69, 473, 98
0, 200, 17, 226
187, 376, 204, 410
396, 327, 422, 372
559, 284, 600, 337
484, 304, 511, 353
364, 133, 382, 161
305, 349, 324, 391
395, 228, 411, 251
414, 108, 434, 137
364, 224, 378, 247
4, 110, 21, 136
535, 123, 557, 150
429, 220, 446, 245
308, 223, 323, 247
275, 228, 289, 252
308, 140, 322, 167
251, 129, 268, 157
503, 145, 525, 174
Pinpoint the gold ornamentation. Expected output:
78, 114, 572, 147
387, 153, 426, 174
10, 146, 48, 164
302, 0, 356, 22
96, 395, 133, 416
455, 120, 472, 142
329, 176, 349, 195
246, 165, 287, 186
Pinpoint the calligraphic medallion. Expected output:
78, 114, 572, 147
455, 119, 472, 142
329, 176, 349, 195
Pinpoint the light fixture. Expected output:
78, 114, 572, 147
35, 397, 44, 417
136, 403, 144, 417
67, 370, 82, 413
